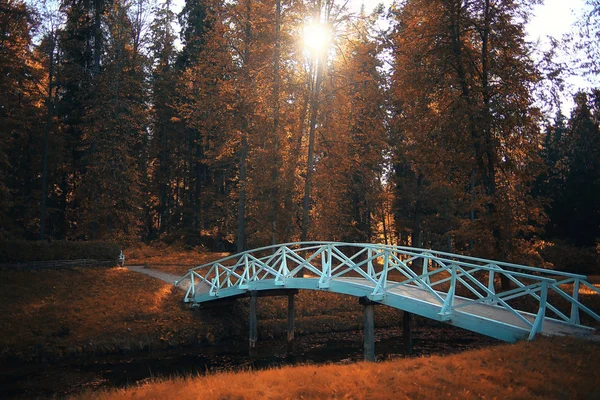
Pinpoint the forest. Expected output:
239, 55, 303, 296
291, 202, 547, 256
1, 0, 599, 272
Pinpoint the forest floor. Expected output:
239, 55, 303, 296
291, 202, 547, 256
0, 246, 403, 363
3, 245, 600, 398
3, 243, 600, 363
72, 336, 600, 400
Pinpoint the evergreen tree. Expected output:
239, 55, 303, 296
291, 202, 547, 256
0, 0, 44, 238
312, 9, 387, 242
562, 91, 600, 246
390, 0, 545, 263
147, 0, 179, 238
176, 0, 235, 245
76, 0, 149, 240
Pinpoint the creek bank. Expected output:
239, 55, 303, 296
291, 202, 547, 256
0, 324, 498, 399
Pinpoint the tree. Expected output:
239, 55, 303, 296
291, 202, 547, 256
54, 0, 108, 239
76, 0, 149, 240
311, 8, 388, 242
0, 0, 44, 238
176, 0, 235, 245
390, 0, 545, 265
576, 1, 600, 76
562, 91, 600, 246
35, 0, 64, 240
147, 0, 179, 238
536, 111, 568, 239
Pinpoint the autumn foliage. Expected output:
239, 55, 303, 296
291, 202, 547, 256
0, 0, 598, 273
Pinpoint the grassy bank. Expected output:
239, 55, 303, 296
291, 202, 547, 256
3, 243, 598, 364
124, 243, 228, 270
73, 336, 600, 399
0, 262, 402, 363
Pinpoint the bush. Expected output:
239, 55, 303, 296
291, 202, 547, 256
0, 241, 121, 264
540, 240, 600, 276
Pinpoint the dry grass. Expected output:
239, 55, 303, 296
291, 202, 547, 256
0, 266, 206, 361
73, 336, 600, 400
124, 243, 228, 273
0, 265, 401, 362
5, 243, 596, 363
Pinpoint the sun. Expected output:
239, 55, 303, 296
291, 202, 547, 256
304, 21, 330, 53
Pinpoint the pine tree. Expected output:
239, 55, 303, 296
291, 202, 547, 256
148, 0, 179, 238
176, 0, 235, 245
562, 91, 600, 246
76, 0, 149, 240
390, 0, 545, 263
312, 9, 388, 242
0, 0, 44, 238
55, 0, 107, 239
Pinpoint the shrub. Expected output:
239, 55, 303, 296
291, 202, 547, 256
540, 240, 600, 276
0, 241, 121, 264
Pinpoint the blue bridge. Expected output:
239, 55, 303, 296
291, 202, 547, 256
176, 242, 599, 359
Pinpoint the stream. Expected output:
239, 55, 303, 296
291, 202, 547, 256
0, 324, 499, 399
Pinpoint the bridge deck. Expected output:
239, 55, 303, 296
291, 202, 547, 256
189, 276, 597, 342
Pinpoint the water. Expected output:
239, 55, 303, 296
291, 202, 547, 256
0, 325, 498, 399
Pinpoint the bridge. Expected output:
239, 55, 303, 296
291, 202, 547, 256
175, 242, 600, 360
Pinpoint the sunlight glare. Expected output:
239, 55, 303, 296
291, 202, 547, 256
304, 21, 330, 53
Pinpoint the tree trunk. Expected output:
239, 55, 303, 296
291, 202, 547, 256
40, 31, 56, 240
270, 0, 282, 246
236, 0, 252, 253
301, 55, 323, 242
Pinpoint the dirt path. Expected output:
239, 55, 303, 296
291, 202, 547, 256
126, 265, 190, 290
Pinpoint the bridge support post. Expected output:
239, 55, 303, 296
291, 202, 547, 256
403, 311, 413, 356
363, 304, 375, 362
359, 297, 377, 361
287, 293, 295, 354
249, 291, 258, 353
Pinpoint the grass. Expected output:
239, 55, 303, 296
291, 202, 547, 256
124, 243, 228, 274
0, 266, 204, 362
72, 336, 600, 400
3, 243, 598, 363
0, 264, 401, 362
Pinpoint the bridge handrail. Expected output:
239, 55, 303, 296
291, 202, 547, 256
187, 241, 588, 280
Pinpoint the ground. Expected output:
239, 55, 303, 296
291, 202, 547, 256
2, 245, 600, 399
73, 336, 600, 400
0, 247, 403, 362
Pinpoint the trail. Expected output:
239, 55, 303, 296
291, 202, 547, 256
126, 265, 190, 291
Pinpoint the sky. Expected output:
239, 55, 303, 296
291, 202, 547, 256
527, 0, 584, 41
172, 0, 586, 42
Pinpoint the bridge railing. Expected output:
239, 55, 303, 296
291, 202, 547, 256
386, 245, 600, 327
176, 242, 600, 339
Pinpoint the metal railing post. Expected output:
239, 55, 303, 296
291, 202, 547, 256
318, 244, 332, 288
214, 266, 221, 292
571, 279, 581, 325
422, 254, 430, 284
439, 264, 456, 320
487, 270, 496, 304
528, 281, 548, 340
367, 248, 374, 278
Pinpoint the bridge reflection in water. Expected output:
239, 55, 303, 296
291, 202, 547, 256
176, 242, 600, 360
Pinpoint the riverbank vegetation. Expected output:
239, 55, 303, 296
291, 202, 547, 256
73, 336, 600, 400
